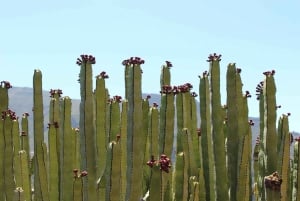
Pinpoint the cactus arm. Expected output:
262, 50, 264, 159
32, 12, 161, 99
263, 73, 277, 174
277, 115, 291, 201
78, 55, 97, 200
208, 54, 229, 201
20, 114, 30, 163
0, 81, 10, 111
0, 118, 4, 199
226, 63, 242, 201
18, 150, 31, 201
120, 100, 128, 201
148, 165, 163, 201
60, 97, 74, 201
33, 69, 49, 201
95, 75, 108, 179
4, 115, 15, 200
292, 140, 300, 200
199, 73, 216, 201
47, 97, 59, 201
124, 58, 145, 200
109, 141, 122, 201
73, 174, 84, 201
160, 63, 171, 87
13, 119, 22, 187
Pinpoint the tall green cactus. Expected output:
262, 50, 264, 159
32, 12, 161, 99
18, 150, 31, 201
0, 81, 11, 112
3, 110, 16, 200
226, 63, 243, 201
123, 57, 145, 200
77, 55, 97, 200
48, 90, 61, 201
199, 70, 215, 201
263, 70, 277, 175
292, 138, 300, 200
208, 53, 228, 201
60, 96, 74, 201
1, 53, 298, 201
277, 114, 291, 201
33, 69, 49, 201
95, 71, 109, 180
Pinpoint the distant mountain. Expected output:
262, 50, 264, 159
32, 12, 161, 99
6, 87, 299, 151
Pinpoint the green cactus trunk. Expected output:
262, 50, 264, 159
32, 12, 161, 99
4, 114, 15, 200
120, 101, 128, 201
209, 58, 229, 201
18, 150, 31, 201
292, 140, 300, 200
95, 76, 108, 180
125, 62, 145, 200
60, 97, 74, 201
0, 82, 9, 112
199, 73, 216, 201
0, 117, 4, 200
79, 60, 97, 200
48, 95, 60, 201
263, 74, 277, 175
226, 64, 243, 201
277, 115, 291, 201
33, 70, 49, 201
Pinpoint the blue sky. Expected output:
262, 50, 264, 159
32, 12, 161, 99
1, 0, 300, 132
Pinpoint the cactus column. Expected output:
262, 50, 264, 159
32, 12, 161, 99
207, 53, 228, 201
123, 57, 145, 200
76, 55, 97, 200
199, 70, 215, 201
33, 69, 49, 201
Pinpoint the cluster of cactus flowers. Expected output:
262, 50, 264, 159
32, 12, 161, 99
1, 109, 17, 120
264, 172, 282, 191
121, 56, 145, 66
0, 81, 12, 89
73, 169, 88, 178
160, 83, 193, 94
49, 89, 63, 97
146, 154, 172, 173
96, 71, 109, 79
76, 54, 96, 65
1, 52, 300, 201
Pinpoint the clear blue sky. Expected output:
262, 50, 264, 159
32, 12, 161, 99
1, 0, 300, 132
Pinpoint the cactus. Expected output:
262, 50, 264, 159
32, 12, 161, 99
95, 71, 109, 179
18, 150, 31, 201
48, 90, 61, 200
123, 57, 145, 200
292, 138, 300, 200
0, 81, 11, 111
226, 63, 243, 201
3, 110, 16, 200
199, 70, 215, 201
208, 53, 229, 201
1, 53, 298, 201
60, 96, 74, 201
33, 69, 49, 201
77, 54, 97, 200
119, 100, 128, 201
277, 114, 291, 201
